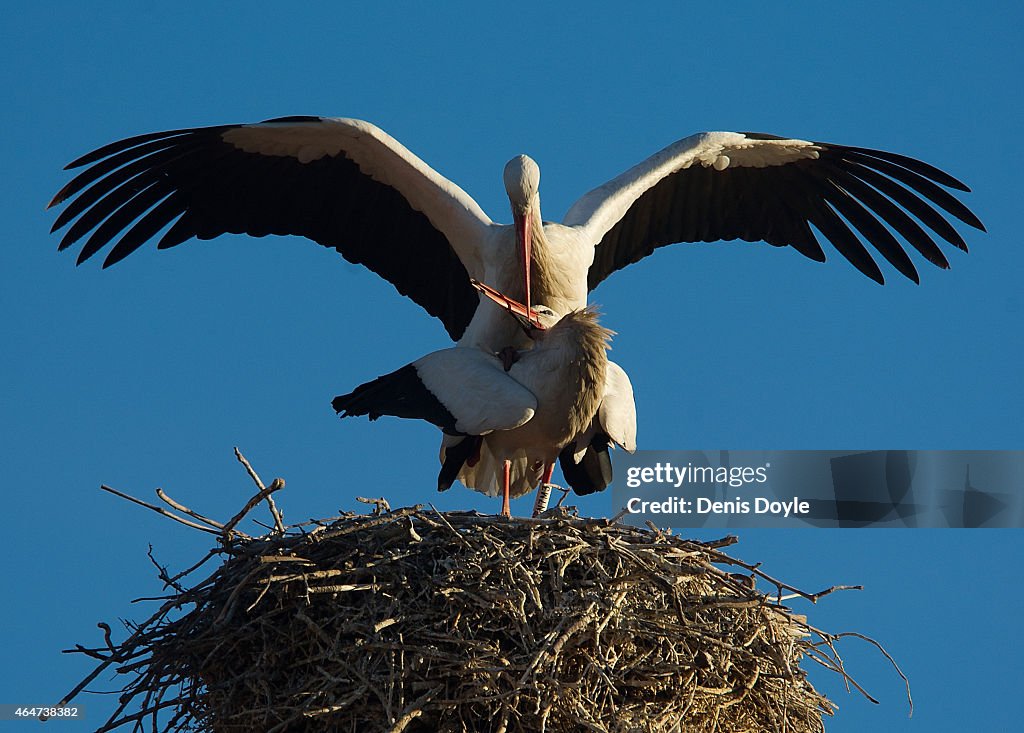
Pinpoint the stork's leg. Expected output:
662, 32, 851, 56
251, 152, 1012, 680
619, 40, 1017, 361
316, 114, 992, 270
501, 459, 512, 518
532, 463, 556, 517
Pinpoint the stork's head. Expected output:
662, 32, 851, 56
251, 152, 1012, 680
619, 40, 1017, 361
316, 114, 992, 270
522, 304, 559, 337
503, 155, 540, 312
503, 155, 540, 211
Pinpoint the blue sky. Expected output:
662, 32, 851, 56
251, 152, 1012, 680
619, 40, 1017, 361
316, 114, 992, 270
3, 1, 1021, 730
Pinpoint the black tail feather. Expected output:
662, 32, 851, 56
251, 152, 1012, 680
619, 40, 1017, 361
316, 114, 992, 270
438, 435, 482, 492
559, 434, 613, 496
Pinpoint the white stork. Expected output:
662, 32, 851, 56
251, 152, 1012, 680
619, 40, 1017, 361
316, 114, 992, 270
332, 281, 613, 517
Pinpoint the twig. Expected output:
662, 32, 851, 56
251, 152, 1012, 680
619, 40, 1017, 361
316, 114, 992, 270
234, 447, 286, 533
146, 544, 186, 594
702, 547, 862, 604
356, 496, 392, 515
221, 478, 285, 537
156, 488, 225, 529
830, 630, 913, 716
426, 504, 474, 548
386, 686, 442, 733
100, 485, 226, 537
98, 622, 115, 654
775, 584, 863, 602
45, 595, 184, 720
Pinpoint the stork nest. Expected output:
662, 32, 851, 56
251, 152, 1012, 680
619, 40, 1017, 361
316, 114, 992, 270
58, 466, 901, 733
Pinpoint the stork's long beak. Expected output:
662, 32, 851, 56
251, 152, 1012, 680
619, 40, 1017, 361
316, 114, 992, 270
470, 279, 545, 332
513, 211, 532, 313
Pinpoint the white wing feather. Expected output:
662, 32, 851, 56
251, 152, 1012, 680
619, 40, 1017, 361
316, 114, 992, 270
599, 360, 637, 453
414, 348, 536, 435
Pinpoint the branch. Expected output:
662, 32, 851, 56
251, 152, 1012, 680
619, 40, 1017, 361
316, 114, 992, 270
100, 485, 226, 537
234, 447, 286, 533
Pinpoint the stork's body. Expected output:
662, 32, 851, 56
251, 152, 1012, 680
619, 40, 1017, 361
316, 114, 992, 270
333, 299, 612, 515
468, 306, 609, 499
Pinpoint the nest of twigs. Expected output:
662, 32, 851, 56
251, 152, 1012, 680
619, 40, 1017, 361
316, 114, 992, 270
57, 455, 904, 733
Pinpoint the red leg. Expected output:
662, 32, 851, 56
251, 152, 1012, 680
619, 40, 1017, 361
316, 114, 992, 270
501, 459, 512, 518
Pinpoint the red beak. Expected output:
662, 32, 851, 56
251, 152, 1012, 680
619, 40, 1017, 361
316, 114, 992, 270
513, 211, 532, 313
470, 279, 545, 330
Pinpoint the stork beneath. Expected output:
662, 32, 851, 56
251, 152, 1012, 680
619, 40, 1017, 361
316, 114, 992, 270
332, 282, 613, 517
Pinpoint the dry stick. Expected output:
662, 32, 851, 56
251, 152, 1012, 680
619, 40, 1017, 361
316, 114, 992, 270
356, 496, 392, 515
802, 644, 879, 704
234, 447, 286, 533
221, 479, 285, 537
828, 630, 913, 716
144, 543, 190, 596
156, 488, 225, 529
427, 504, 474, 548
92, 697, 182, 733
100, 485, 227, 537
386, 686, 442, 733
99, 622, 115, 653
45, 595, 184, 720
69, 644, 110, 661
703, 547, 864, 604
313, 506, 420, 542
214, 563, 271, 625
404, 515, 423, 542
704, 535, 740, 549
775, 584, 863, 603
163, 547, 226, 588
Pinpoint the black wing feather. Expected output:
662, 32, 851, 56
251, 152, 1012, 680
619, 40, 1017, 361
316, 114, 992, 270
559, 434, 613, 496
588, 136, 984, 288
827, 167, 948, 268
50, 120, 478, 340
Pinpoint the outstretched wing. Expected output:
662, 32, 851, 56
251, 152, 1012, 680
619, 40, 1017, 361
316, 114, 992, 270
565, 131, 985, 287
49, 116, 494, 339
